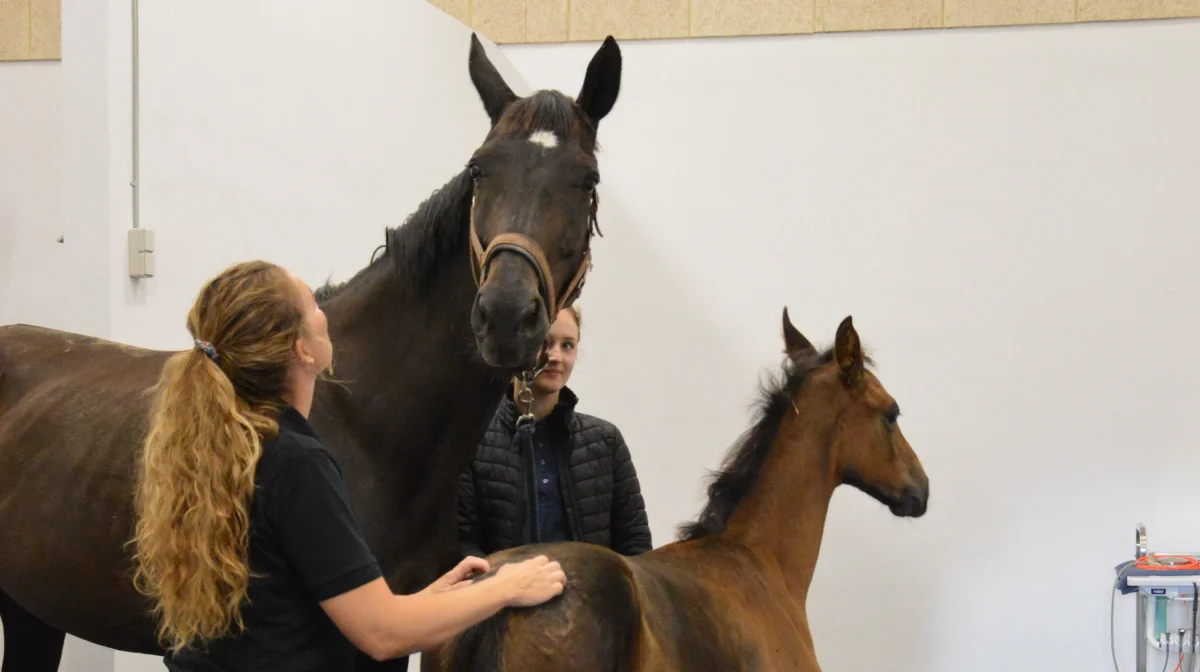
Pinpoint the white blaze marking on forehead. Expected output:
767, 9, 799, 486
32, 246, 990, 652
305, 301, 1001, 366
529, 130, 559, 149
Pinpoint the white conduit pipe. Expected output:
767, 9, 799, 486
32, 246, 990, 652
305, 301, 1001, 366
131, 0, 140, 229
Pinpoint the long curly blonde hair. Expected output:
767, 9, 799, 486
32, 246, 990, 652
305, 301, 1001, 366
132, 260, 304, 653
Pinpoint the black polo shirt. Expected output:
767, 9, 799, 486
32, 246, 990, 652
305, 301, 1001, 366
165, 406, 382, 672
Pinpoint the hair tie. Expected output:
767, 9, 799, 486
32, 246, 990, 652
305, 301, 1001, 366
194, 339, 219, 361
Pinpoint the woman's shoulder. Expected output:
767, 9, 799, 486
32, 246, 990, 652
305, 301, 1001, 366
260, 419, 341, 483
569, 410, 624, 442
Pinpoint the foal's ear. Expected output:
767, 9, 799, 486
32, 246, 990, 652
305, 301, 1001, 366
469, 33, 518, 126
834, 315, 864, 386
782, 307, 816, 363
577, 36, 622, 129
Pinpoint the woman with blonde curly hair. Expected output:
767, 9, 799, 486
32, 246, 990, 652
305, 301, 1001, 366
132, 260, 565, 670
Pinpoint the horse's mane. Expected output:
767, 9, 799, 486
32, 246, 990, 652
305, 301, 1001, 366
677, 348, 839, 541
313, 168, 474, 303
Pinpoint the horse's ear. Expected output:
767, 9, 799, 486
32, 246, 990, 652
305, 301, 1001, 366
469, 33, 518, 126
834, 315, 864, 386
782, 307, 815, 363
576, 36, 621, 129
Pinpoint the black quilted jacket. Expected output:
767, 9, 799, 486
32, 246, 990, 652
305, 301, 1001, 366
457, 387, 652, 557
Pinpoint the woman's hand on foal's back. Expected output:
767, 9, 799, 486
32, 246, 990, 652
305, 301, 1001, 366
494, 555, 567, 607
425, 556, 491, 593
318, 555, 567, 661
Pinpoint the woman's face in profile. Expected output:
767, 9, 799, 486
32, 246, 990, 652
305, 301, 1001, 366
533, 309, 579, 395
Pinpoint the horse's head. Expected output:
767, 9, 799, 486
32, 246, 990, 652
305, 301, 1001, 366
465, 34, 621, 371
781, 309, 929, 518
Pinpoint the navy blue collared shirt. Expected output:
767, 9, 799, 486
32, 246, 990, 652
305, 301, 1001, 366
520, 404, 571, 545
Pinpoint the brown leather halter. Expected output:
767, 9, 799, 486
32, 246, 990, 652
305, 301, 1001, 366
468, 187, 602, 425
467, 189, 601, 326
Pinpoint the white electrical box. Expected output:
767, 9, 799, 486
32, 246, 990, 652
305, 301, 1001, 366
129, 228, 155, 278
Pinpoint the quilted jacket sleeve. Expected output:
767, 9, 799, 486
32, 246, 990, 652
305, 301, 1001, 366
457, 463, 486, 559
609, 428, 653, 555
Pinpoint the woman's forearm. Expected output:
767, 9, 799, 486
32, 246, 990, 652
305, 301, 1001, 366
379, 578, 512, 658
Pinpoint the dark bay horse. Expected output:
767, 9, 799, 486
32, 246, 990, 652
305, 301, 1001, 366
429, 310, 930, 672
0, 34, 622, 671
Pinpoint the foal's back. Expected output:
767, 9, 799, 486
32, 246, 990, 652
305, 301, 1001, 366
433, 538, 818, 672
629, 537, 819, 671
432, 542, 640, 671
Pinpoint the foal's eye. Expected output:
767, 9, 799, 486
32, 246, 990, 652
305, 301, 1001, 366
885, 404, 901, 425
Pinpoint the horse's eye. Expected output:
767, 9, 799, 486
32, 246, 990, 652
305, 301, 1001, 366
583, 172, 599, 191
468, 163, 482, 181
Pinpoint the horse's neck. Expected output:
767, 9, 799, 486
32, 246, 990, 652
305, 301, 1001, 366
722, 419, 837, 603
319, 245, 502, 464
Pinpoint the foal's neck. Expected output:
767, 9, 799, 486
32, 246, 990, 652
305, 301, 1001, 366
721, 415, 837, 602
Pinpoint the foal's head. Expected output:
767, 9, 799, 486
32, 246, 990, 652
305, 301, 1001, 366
782, 309, 929, 517
465, 35, 621, 370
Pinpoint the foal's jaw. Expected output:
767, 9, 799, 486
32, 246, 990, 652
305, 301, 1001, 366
841, 468, 929, 519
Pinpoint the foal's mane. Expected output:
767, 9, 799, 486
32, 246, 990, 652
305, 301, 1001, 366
677, 348, 838, 541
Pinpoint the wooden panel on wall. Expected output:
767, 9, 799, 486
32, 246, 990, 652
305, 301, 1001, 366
1078, 0, 1200, 21
571, 0, 689, 41
692, 0, 814, 37
473, 0, 526, 43
0, 0, 59, 61
0, 0, 30, 61
945, 0, 1076, 27
427, 0, 471, 27
421, 0, 1200, 43
526, 0, 568, 43
29, 0, 60, 60
816, 0, 942, 32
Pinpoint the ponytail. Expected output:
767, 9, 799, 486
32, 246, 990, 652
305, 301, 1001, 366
131, 260, 302, 652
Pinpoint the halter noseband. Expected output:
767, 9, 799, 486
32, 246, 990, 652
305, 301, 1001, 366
467, 189, 600, 325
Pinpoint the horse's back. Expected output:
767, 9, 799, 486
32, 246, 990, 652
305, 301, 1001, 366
0, 323, 170, 652
0, 323, 169, 399
431, 542, 643, 672
0, 323, 169, 466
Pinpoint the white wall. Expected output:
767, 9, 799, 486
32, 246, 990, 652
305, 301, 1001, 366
110, 0, 528, 351
0, 0, 113, 340
1, 0, 121, 667
0, 62, 68, 331
503, 19, 1200, 672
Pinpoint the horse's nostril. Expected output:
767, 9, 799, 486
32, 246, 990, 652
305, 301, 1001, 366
474, 291, 502, 327
522, 299, 541, 329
